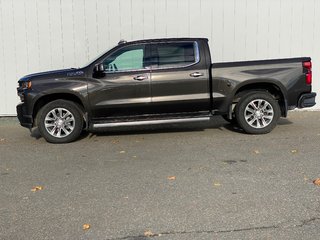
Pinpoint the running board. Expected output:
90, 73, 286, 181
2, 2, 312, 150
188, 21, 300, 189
92, 117, 210, 129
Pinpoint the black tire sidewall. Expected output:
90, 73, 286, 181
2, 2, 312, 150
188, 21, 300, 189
37, 100, 83, 143
235, 92, 280, 134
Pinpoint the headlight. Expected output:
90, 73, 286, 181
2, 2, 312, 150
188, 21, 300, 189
20, 81, 32, 89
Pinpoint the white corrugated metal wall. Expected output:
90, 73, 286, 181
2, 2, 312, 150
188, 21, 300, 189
0, 0, 319, 115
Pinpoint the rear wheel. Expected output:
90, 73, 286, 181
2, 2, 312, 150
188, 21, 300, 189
235, 92, 280, 134
37, 100, 83, 143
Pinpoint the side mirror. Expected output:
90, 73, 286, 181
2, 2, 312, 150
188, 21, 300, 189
94, 63, 105, 72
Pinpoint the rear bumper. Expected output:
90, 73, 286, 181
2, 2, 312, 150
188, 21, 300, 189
298, 92, 316, 108
16, 103, 33, 128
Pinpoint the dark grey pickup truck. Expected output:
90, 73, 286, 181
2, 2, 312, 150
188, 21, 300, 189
17, 38, 316, 143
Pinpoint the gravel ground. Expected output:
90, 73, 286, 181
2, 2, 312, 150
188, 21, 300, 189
0, 111, 320, 240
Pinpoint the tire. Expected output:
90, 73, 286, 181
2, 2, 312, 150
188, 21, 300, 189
37, 100, 84, 143
235, 92, 280, 134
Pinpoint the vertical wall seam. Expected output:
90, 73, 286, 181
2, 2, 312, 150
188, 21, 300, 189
35, 0, 41, 70
278, 0, 282, 55
0, 0, 7, 112
300, 1, 304, 56
256, 0, 259, 57
210, 3, 213, 48
119, 0, 122, 39
83, 0, 89, 61
131, 0, 134, 39
142, 0, 144, 38
107, 3, 110, 44
267, 1, 270, 58
188, 0, 190, 36
244, 0, 247, 59
71, 0, 76, 66
59, 0, 65, 67
233, 0, 236, 60
222, 1, 225, 60
289, 1, 293, 55
153, 0, 156, 35
47, 0, 53, 68
95, 0, 99, 51
23, 0, 30, 71
11, 0, 17, 79
312, 0, 316, 54
165, 0, 167, 37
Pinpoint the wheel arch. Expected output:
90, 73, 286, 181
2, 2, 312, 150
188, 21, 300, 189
33, 92, 87, 126
231, 80, 288, 117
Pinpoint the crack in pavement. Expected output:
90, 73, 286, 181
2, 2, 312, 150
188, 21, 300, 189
106, 217, 320, 240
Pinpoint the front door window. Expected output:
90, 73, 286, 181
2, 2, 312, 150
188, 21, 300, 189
103, 45, 145, 72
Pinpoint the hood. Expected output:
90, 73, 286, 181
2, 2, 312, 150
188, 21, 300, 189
19, 68, 85, 82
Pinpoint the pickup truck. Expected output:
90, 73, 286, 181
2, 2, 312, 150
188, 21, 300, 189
17, 38, 316, 143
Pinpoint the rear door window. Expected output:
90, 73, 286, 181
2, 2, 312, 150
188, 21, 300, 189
151, 42, 198, 69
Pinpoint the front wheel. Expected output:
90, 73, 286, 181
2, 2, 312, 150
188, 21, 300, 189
37, 100, 84, 143
235, 92, 280, 134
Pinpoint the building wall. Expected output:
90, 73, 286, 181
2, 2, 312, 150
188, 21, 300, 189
0, 0, 319, 115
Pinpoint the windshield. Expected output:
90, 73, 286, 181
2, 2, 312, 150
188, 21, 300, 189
80, 45, 116, 68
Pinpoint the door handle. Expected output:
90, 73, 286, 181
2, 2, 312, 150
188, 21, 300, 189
133, 75, 147, 81
190, 72, 204, 77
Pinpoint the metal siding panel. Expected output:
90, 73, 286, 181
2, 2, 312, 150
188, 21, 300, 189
0, 0, 6, 114
119, 0, 134, 40
73, 0, 88, 66
268, 0, 281, 59
189, 0, 202, 38
245, 0, 258, 60
96, 0, 109, 53
256, 1, 269, 59
290, 0, 304, 57
48, 0, 64, 69
222, 0, 235, 61
142, 0, 155, 39
60, 0, 76, 68
13, 0, 28, 76
176, 0, 190, 37
279, 0, 293, 58
166, 0, 179, 37
199, 0, 212, 41
153, 0, 166, 38
211, 1, 223, 61
1, 0, 17, 114
233, 0, 247, 61
131, 0, 144, 40
105, 1, 121, 47
84, 0, 99, 61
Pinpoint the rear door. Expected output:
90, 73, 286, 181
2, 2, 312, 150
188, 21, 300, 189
149, 41, 210, 114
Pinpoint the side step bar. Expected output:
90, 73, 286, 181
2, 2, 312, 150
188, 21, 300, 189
92, 117, 210, 129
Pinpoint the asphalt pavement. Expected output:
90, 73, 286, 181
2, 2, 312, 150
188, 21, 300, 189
0, 111, 320, 240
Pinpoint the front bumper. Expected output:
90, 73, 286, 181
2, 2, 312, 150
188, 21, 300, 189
16, 103, 33, 128
298, 92, 317, 108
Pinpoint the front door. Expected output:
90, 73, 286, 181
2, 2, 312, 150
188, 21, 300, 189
89, 44, 151, 119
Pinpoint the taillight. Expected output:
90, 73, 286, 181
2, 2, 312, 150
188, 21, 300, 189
303, 61, 312, 85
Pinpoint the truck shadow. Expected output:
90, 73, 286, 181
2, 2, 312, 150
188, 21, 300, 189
30, 116, 293, 140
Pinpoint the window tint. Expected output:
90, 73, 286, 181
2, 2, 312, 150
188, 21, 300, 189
152, 42, 196, 68
103, 45, 145, 72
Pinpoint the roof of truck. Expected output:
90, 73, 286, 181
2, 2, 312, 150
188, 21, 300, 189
118, 37, 209, 45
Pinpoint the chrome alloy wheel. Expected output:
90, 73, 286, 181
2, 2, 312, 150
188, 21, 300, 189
244, 99, 274, 129
44, 108, 75, 138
